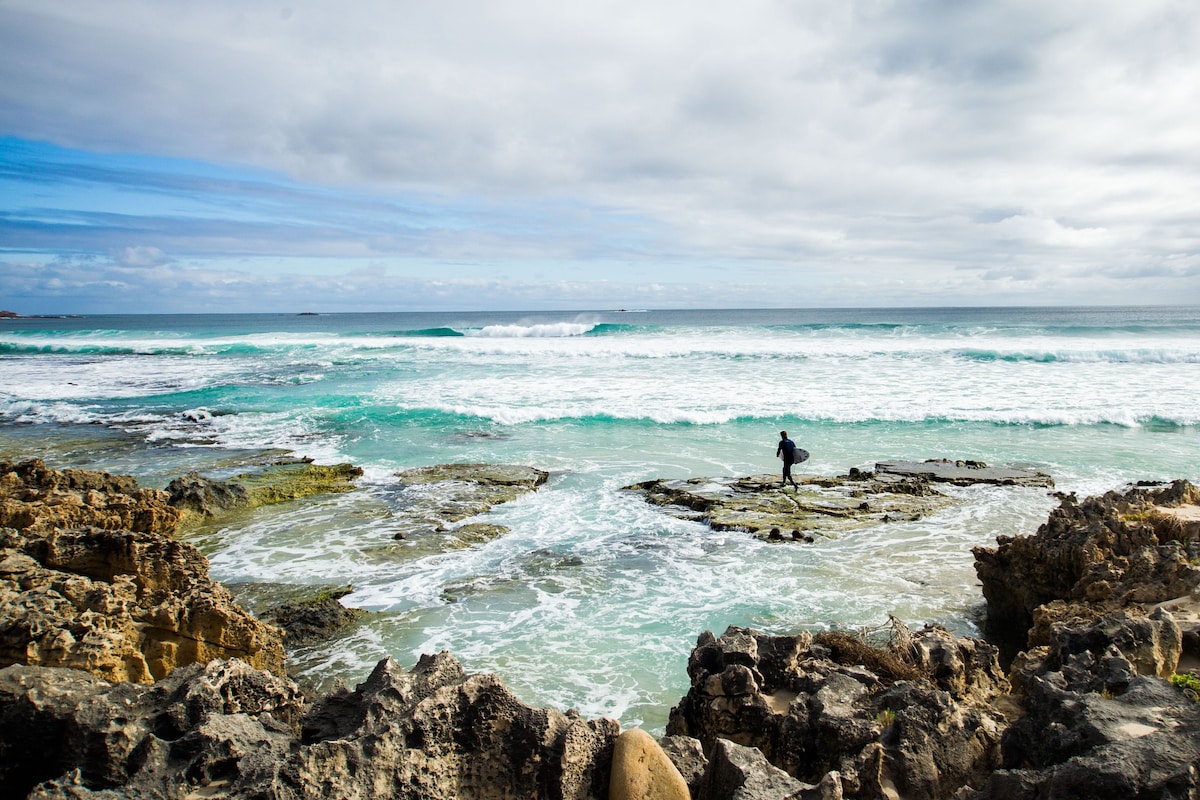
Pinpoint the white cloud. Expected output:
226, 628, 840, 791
1, 1, 1198, 310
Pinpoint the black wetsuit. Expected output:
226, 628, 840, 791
776, 437, 798, 486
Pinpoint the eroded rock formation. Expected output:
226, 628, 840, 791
973, 479, 1200, 662
665, 624, 1010, 800
0, 459, 284, 683
0, 652, 619, 800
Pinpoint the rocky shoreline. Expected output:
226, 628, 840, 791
1, 457, 1198, 798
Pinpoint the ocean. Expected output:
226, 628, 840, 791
2, 306, 1198, 731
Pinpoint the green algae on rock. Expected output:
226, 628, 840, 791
168, 458, 363, 526
625, 460, 1054, 541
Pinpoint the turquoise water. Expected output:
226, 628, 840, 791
2, 306, 1198, 730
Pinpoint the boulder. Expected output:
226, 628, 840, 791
609, 727, 690, 800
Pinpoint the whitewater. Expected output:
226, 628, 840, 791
1, 306, 1198, 731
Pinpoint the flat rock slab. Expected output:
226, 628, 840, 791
391, 463, 549, 538
626, 460, 1053, 541
168, 457, 364, 526
875, 459, 1053, 487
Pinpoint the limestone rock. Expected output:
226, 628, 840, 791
697, 738, 815, 800
0, 524, 285, 682
167, 458, 363, 525
0, 652, 620, 800
873, 460, 1053, 488
391, 462, 550, 537
624, 460, 1050, 541
0, 658, 303, 797
973, 479, 1200, 663
0, 458, 182, 536
666, 625, 1008, 800
964, 662, 1200, 799
0, 460, 284, 683
610, 727, 690, 800
661, 734, 708, 796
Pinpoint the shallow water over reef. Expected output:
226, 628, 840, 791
3, 306, 1198, 729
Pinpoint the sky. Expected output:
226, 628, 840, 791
1, 1, 1198, 314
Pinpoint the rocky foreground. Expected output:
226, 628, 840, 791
1, 458, 1199, 799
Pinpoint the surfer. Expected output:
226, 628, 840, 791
776, 430, 800, 488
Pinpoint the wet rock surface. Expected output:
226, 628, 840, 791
260, 585, 368, 646
626, 459, 1051, 540
391, 462, 550, 538
167, 457, 364, 525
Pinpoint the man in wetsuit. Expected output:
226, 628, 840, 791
776, 430, 799, 488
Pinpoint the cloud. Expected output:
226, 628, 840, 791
113, 246, 170, 268
1, 1, 1198, 311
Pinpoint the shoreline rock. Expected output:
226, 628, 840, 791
391, 462, 550, 539
0, 459, 285, 683
625, 459, 1052, 541
0, 652, 619, 800
167, 458, 364, 526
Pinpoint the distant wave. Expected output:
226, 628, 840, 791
468, 322, 598, 338
955, 347, 1199, 364
391, 403, 1200, 430
0, 340, 273, 357
390, 327, 465, 337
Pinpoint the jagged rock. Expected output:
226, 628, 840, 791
624, 460, 1050, 541
973, 479, 1200, 664
0, 652, 620, 799
666, 625, 1009, 800
261, 585, 367, 645
963, 659, 1200, 798
963, 479, 1200, 798
697, 738, 815, 800
0, 460, 284, 683
0, 658, 304, 797
1, 458, 182, 536
661, 734, 709, 795
610, 727, 691, 800
391, 463, 550, 537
